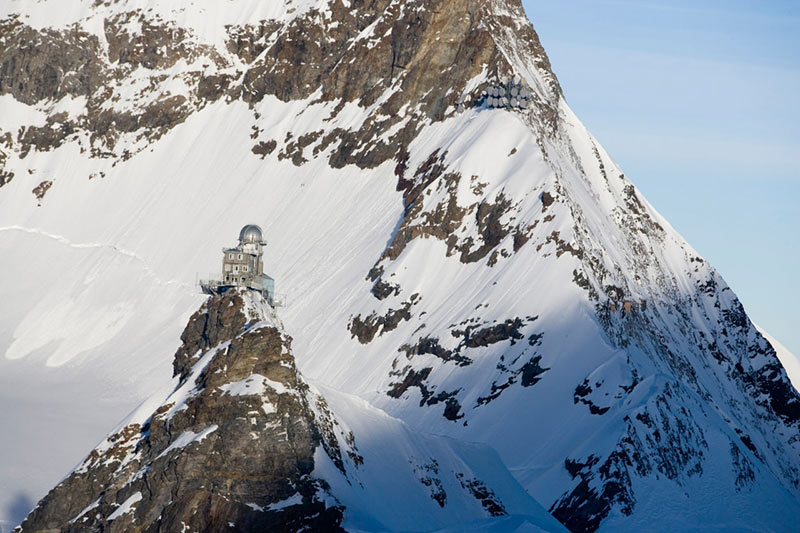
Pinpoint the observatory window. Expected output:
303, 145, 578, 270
242, 266, 248, 272
238, 254, 243, 260
234, 265, 239, 272
229, 254, 234, 260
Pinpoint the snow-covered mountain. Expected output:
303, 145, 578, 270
1, 0, 798, 531
758, 325, 800, 394
18, 289, 564, 532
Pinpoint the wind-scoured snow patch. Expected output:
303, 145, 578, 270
156, 425, 218, 460
107, 491, 142, 521
218, 375, 269, 397
218, 374, 287, 413
69, 497, 101, 524
219, 372, 292, 396
162, 343, 230, 420
268, 493, 304, 510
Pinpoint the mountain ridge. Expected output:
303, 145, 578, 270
1, 0, 798, 531
17, 289, 565, 532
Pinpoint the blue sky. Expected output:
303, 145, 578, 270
521, 0, 800, 356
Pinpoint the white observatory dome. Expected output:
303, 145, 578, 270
238, 224, 264, 244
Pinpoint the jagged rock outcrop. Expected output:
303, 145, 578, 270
17, 289, 346, 532
16, 289, 567, 532
0, 0, 558, 173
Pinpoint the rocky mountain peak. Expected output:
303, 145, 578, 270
18, 289, 347, 532
0, 0, 560, 177
16, 288, 568, 532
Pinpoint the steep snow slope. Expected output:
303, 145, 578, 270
757, 325, 800, 393
315, 382, 566, 532
1, 0, 799, 530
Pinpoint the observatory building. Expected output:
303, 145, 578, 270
200, 224, 276, 305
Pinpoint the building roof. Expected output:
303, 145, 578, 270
238, 224, 264, 244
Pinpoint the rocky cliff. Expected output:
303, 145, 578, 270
17, 290, 346, 532
0, 0, 557, 178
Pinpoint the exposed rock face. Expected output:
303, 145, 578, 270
17, 290, 346, 532
16, 289, 568, 533
0, 0, 559, 174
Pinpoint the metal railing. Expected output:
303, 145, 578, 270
197, 277, 287, 308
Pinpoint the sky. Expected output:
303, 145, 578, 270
521, 0, 800, 356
